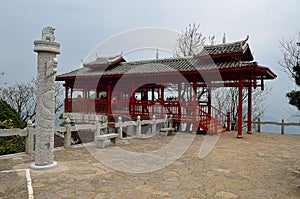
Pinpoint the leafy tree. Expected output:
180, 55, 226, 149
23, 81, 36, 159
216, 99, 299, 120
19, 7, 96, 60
0, 99, 25, 128
0, 99, 26, 155
286, 90, 300, 110
279, 33, 300, 110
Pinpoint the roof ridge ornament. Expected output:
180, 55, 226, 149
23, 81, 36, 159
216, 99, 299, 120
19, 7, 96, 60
203, 35, 249, 48
223, 33, 226, 44
241, 35, 249, 45
83, 53, 125, 68
245, 35, 249, 42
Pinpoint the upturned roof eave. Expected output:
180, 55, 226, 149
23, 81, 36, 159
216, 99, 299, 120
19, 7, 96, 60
56, 64, 276, 82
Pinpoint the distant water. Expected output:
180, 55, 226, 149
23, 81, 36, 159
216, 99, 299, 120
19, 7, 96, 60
259, 115, 300, 135
260, 124, 300, 135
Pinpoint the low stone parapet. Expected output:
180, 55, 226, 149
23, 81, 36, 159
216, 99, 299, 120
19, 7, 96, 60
160, 127, 175, 136
95, 133, 118, 149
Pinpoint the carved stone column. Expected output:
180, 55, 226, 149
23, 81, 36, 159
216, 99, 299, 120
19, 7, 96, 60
31, 26, 60, 170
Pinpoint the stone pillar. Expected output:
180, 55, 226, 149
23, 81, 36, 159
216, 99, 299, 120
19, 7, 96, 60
95, 116, 100, 138
152, 115, 156, 133
31, 26, 60, 170
117, 116, 123, 139
164, 115, 168, 128
26, 120, 34, 155
64, 118, 71, 148
136, 116, 141, 137
169, 114, 173, 128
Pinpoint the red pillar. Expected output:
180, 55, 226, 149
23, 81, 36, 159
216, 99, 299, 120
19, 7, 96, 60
96, 89, 100, 99
70, 87, 73, 112
83, 85, 88, 113
161, 86, 164, 118
83, 85, 88, 99
226, 112, 231, 131
107, 83, 112, 114
130, 83, 136, 117
237, 78, 243, 138
64, 85, 69, 112
208, 88, 211, 116
177, 83, 182, 118
247, 86, 252, 134
152, 88, 155, 101
192, 81, 197, 132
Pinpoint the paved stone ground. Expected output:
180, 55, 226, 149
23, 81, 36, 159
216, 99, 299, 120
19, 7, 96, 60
0, 131, 300, 198
0, 171, 28, 198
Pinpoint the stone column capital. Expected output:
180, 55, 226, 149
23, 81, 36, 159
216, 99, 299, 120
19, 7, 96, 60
34, 40, 60, 54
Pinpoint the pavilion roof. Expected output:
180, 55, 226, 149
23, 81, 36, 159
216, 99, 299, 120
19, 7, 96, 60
56, 37, 275, 81
83, 53, 125, 68
57, 58, 275, 80
199, 35, 251, 58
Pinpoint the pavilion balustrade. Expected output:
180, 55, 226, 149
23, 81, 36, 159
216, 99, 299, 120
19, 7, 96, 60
64, 97, 230, 132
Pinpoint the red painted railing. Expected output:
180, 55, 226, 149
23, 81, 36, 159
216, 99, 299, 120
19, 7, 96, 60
65, 98, 230, 132
210, 105, 229, 128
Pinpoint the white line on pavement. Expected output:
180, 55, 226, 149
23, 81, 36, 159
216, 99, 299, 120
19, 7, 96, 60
0, 169, 34, 199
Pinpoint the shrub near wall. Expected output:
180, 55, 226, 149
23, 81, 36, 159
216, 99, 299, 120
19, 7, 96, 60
0, 100, 26, 155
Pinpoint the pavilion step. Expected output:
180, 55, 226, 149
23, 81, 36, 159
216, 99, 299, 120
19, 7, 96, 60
206, 124, 226, 135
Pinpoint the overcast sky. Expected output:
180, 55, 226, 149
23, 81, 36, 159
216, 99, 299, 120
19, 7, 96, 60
0, 0, 299, 129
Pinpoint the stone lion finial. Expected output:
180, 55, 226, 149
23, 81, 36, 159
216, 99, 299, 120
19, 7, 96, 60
42, 26, 56, 42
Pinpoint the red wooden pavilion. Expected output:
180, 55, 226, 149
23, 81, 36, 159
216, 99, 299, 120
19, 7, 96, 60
56, 37, 276, 137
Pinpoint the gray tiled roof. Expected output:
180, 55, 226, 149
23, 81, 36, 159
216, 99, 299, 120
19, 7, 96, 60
198, 36, 249, 56
57, 57, 259, 79
83, 54, 124, 67
57, 37, 268, 80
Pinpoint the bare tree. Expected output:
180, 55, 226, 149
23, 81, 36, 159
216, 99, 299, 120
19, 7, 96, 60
171, 23, 215, 102
279, 32, 300, 111
174, 23, 214, 57
55, 81, 64, 114
279, 32, 300, 81
0, 79, 36, 122
173, 23, 271, 130
0, 79, 64, 122
212, 86, 271, 130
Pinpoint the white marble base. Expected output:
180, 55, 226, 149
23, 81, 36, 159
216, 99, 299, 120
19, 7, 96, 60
30, 161, 58, 171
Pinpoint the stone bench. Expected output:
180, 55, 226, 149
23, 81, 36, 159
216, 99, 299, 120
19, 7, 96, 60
95, 133, 118, 149
160, 127, 175, 136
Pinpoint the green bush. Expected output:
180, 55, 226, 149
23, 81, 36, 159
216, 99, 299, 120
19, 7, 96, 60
0, 135, 26, 155
0, 100, 25, 128
0, 100, 26, 155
